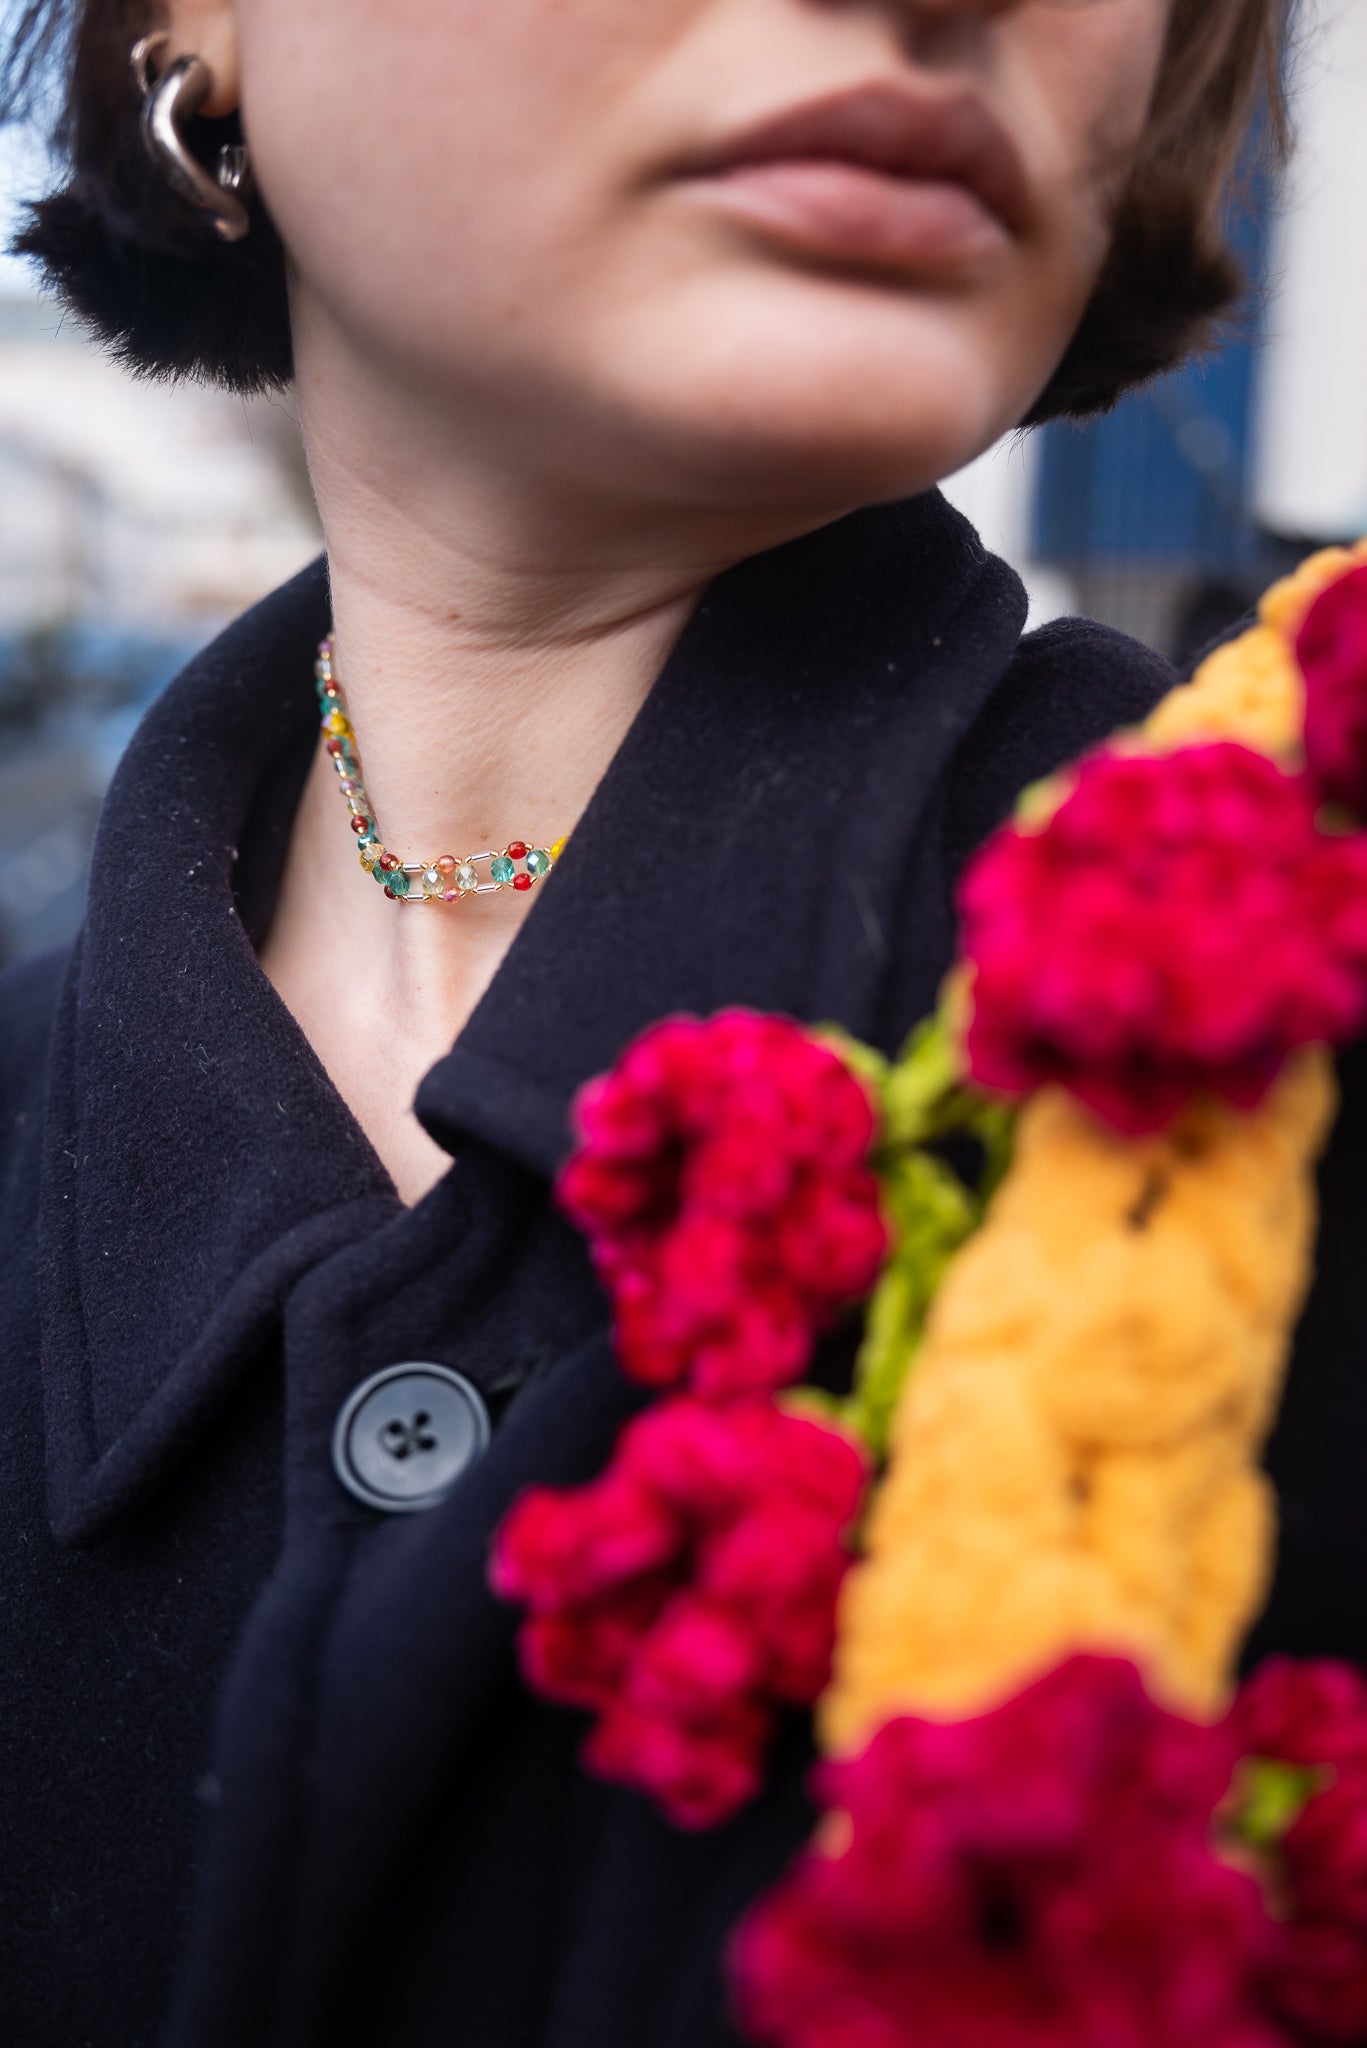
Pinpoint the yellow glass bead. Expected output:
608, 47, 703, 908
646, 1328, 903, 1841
549, 837, 567, 863
359, 841, 383, 871
323, 710, 352, 737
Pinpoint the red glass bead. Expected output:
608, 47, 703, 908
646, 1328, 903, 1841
506, 841, 528, 861
384, 887, 397, 899
326, 738, 346, 756
436, 854, 457, 876
512, 873, 533, 892
379, 853, 400, 872
350, 815, 371, 835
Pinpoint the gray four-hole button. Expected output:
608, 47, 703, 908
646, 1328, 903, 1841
332, 1362, 491, 1513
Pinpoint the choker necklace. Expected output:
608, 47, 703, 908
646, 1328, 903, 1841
314, 635, 565, 904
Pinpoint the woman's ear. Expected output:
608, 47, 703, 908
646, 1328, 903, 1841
156, 0, 242, 118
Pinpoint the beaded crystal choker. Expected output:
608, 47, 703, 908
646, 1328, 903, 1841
314, 635, 565, 903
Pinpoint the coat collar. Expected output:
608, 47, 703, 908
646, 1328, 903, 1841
38, 493, 1026, 1542
416, 490, 1026, 1172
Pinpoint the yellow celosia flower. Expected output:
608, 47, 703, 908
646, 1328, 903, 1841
822, 1052, 1335, 1752
1133, 542, 1367, 766
1142, 625, 1305, 763
1260, 539, 1367, 637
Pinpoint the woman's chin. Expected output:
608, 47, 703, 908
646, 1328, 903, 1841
606, 369, 1011, 512
559, 278, 1040, 503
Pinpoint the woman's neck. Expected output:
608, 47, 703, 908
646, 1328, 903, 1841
320, 519, 702, 895
258, 338, 842, 1202
259, 522, 701, 1203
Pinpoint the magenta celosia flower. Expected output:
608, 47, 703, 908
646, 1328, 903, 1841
1232, 1659, 1367, 2043
1299, 565, 1367, 816
490, 1397, 869, 1828
959, 742, 1367, 1133
1267, 1783, 1367, 2044
1233, 1659, 1367, 1777
557, 1011, 888, 1396
731, 1656, 1282, 2048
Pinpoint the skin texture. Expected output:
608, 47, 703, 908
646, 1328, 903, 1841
157, 0, 1172, 1203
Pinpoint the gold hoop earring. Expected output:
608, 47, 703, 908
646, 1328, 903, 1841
130, 30, 252, 244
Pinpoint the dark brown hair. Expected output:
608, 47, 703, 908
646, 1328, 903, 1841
2, 0, 1291, 415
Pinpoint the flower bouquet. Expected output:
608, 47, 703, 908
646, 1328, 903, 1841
493, 544, 1367, 2045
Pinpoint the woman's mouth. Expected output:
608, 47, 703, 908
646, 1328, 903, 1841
671, 79, 1029, 276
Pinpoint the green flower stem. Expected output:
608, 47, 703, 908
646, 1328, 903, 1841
1227, 1756, 1331, 1850
818, 1004, 1016, 1464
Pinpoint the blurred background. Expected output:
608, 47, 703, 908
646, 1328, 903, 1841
0, 121, 322, 965
0, 0, 1363, 966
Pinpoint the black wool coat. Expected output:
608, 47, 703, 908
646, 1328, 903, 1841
2, 491, 1361, 2047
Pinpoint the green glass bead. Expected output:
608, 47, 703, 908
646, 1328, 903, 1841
525, 847, 552, 878
371, 858, 391, 883
489, 853, 516, 886
386, 867, 411, 897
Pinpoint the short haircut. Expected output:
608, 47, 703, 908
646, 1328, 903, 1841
2, 0, 1290, 420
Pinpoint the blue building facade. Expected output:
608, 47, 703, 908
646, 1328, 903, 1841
1032, 178, 1280, 583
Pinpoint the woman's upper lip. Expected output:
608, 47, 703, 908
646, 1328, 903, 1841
673, 81, 1031, 238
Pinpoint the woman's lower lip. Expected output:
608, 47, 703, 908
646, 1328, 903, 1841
681, 159, 1009, 271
